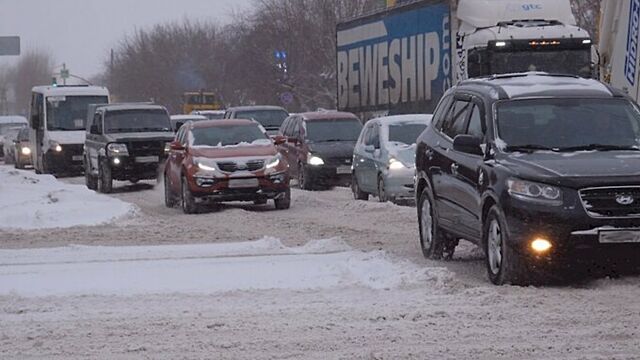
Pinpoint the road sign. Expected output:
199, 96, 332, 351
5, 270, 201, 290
60, 69, 70, 79
0, 36, 20, 56
280, 92, 294, 105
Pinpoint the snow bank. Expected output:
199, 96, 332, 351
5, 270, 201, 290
0, 238, 439, 297
0, 166, 136, 230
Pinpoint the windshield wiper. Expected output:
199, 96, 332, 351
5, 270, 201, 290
505, 144, 557, 153
555, 144, 640, 152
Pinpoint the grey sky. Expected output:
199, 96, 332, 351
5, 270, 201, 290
0, 0, 253, 78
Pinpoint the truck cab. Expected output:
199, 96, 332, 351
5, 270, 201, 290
455, 0, 593, 81
28, 85, 110, 176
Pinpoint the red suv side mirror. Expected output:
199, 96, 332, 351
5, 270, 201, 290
170, 141, 185, 151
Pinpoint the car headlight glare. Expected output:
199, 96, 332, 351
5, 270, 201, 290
307, 155, 324, 166
107, 143, 129, 156
21, 147, 31, 155
266, 154, 282, 169
507, 179, 562, 205
164, 142, 171, 153
49, 141, 63, 152
195, 157, 218, 172
388, 158, 406, 170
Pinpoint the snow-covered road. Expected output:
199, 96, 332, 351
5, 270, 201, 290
1, 166, 639, 359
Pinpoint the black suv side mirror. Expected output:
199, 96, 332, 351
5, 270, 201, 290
453, 135, 483, 156
90, 125, 100, 135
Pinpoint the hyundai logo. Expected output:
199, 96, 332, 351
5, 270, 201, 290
615, 194, 635, 205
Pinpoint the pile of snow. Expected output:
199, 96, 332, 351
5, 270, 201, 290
0, 166, 136, 230
0, 238, 439, 297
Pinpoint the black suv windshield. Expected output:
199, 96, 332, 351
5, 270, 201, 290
388, 123, 427, 145
236, 110, 288, 128
105, 109, 171, 133
497, 98, 640, 151
46, 96, 108, 131
305, 119, 362, 143
190, 125, 269, 147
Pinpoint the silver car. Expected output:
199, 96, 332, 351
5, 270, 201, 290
351, 114, 432, 204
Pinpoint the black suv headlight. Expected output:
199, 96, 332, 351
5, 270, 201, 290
507, 178, 562, 206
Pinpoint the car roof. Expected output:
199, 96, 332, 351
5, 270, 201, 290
31, 85, 109, 97
190, 119, 257, 128
192, 110, 225, 114
171, 115, 207, 120
297, 111, 359, 121
227, 105, 287, 112
372, 114, 432, 125
0, 116, 28, 124
99, 103, 167, 112
457, 72, 622, 100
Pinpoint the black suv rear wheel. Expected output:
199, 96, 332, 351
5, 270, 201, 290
484, 205, 529, 285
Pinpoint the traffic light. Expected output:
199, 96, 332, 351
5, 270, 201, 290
52, 77, 58, 87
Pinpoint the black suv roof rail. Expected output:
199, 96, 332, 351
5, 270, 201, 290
484, 72, 581, 81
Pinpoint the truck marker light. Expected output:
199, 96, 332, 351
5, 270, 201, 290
495, 41, 507, 47
582, 39, 592, 44
531, 238, 552, 253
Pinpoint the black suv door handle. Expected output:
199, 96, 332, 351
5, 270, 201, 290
451, 163, 459, 175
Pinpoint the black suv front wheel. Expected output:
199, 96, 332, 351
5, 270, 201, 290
484, 205, 529, 285
418, 187, 445, 259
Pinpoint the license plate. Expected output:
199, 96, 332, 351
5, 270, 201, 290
336, 166, 351, 175
72, 155, 83, 161
599, 230, 640, 244
135, 156, 159, 163
229, 178, 259, 188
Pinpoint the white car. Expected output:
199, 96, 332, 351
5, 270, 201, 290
352, 114, 432, 204
0, 116, 28, 159
170, 114, 208, 132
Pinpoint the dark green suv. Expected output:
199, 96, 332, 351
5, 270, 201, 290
84, 103, 174, 193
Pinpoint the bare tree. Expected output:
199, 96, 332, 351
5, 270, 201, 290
571, 0, 600, 39
12, 50, 54, 115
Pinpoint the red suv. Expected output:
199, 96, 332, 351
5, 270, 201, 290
164, 119, 290, 213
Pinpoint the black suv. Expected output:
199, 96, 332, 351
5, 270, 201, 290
415, 72, 640, 285
84, 104, 174, 193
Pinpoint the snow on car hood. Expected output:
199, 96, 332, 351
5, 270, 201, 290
107, 131, 175, 142
190, 144, 277, 159
501, 151, 640, 179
